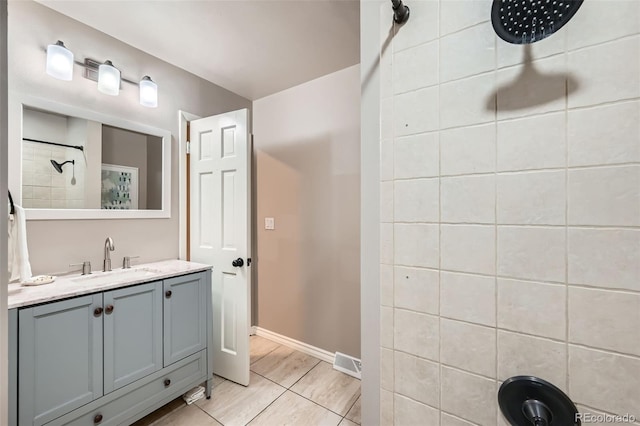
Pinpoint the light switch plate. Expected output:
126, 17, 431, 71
265, 217, 275, 230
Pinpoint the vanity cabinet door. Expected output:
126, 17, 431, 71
103, 281, 163, 393
163, 273, 207, 365
18, 294, 103, 426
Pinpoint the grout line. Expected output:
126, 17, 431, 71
392, 221, 640, 229
564, 46, 571, 393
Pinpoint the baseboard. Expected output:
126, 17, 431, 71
253, 327, 334, 364
250, 325, 257, 336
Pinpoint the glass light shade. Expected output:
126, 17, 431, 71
139, 76, 158, 108
97, 60, 121, 96
46, 41, 74, 81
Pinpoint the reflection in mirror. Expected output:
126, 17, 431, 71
22, 107, 163, 210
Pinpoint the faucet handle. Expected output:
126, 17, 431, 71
70, 261, 92, 275
123, 256, 140, 269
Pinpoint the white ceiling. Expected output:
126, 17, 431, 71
37, 0, 360, 100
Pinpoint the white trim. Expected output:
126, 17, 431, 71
253, 327, 334, 364
178, 110, 201, 260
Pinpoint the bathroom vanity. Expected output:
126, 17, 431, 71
7, 259, 213, 426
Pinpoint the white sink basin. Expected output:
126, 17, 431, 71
71, 268, 161, 286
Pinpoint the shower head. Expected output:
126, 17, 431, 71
50, 159, 74, 173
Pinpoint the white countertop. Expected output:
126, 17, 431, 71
8, 259, 212, 309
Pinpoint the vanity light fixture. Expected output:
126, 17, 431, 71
46, 40, 74, 81
44, 40, 159, 107
139, 76, 158, 108
97, 60, 121, 96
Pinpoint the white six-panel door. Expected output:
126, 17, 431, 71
189, 109, 250, 386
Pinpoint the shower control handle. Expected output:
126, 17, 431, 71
232, 258, 244, 267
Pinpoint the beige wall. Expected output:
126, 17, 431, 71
363, 0, 640, 424
7, 1, 250, 275
253, 65, 361, 358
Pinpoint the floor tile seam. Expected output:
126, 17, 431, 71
251, 358, 321, 389
286, 386, 353, 418
240, 388, 289, 426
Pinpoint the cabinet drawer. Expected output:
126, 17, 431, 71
46, 351, 207, 426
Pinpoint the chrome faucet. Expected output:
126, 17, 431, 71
103, 237, 115, 272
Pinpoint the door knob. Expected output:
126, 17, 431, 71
232, 258, 244, 267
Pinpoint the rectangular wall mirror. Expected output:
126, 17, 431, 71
9, 94, 172, 219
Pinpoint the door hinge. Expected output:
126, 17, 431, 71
186, 141, 191, 154
247, 258, 252, 266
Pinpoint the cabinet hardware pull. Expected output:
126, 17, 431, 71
164, 378, 171, 387
93, 307, 103, 317
105, 305, 114, 314
94, 413, 103, 423
165, 290, 172, 298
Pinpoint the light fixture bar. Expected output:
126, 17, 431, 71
80, 58, 138, 86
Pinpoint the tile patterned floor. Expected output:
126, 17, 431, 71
133, 335, 361, 426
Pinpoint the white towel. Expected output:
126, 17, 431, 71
8, 204, 33, 283
183, 386, 205, 405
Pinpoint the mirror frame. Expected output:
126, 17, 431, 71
8, 93, 172, 220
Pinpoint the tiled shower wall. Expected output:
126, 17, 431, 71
378, 1, 640, 424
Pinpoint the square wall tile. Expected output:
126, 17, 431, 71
440, 72, 496, 129
394, 132, 439, 179
394, 224, 439, 268
497, 278, 566, 340
440, 22, 496, 83
567, 0, 640, 50
569, 345, 640, 417
394, 309, 439, 361
394, 394, 439, 426
568, 101, 640, 167
442, 175, 496, 224
440, 0, 491, 36
394, 178, 439, 222
441, 318, 496, 378
392, 0, 439, 52
497, 171, 566, 225
569, 287, 640, 357
442, 225, 496, 275
380, 223, 393, 264
497, 55, 566, 121
394, 351, 440, 407
381, 306, 393, 349
381, 139, 394, 182
394, 266, 439, 315
568, 37, 640, 108
498, 226, 566, 283
568, 166, 640, 226
380, 264, 393, 307
394, 86, 439, 137
568, 228, 640, 292
497, 112, 566, 171
497, 331, 567, 391
394, 41, 439, 94
441, 123, 496, 176
380, 181, 393, 223
381, 348, 394, 391
441, 367, 497, 426
441, 272, 496, 327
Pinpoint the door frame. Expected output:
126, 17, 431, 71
178, 110, 201, 261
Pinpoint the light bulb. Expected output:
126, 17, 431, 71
46, 40, 73, 81
98, 60, 120, 96
139, 76, 158, 108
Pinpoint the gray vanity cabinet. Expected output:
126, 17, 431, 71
11, 270, 213, 426
18, 293, 104, 426
163, 273, 207, 365
103, 281, 163, 393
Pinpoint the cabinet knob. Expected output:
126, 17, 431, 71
164, 378, 171, 387
105, 305, 114, 315
165, 290, 172, 298
94, 413, 103, 423
93, 307, 103, 317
